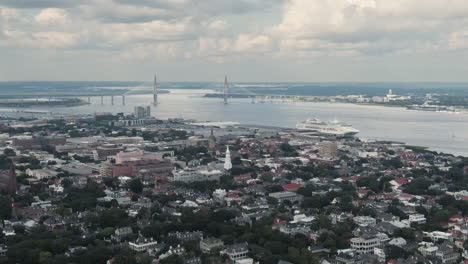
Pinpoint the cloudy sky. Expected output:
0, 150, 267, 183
1, 0, 468, 82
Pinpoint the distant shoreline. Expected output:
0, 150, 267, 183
0, 98, 89, 108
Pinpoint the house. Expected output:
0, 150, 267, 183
350, 233, 381, 255
159, 245, 185, 260
168, 231, 203, 241
184, 257, 202, 264
234, 173, 253, 184
268, 191, 302, 203
435, 245, 460, 264
425, 231, 453, 242
388, 237, 407, 247
200, 237, 224, 253
283, 183, 302, 192
112, 227, 132, 241
356, 189, 370, 198
223, 242, 249, 261
408, 214, 426, 225
353, 216, 376, 227
128, 237, 164, 253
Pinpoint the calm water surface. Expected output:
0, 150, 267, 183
8, 90, 468, 156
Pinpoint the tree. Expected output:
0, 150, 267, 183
61, 178, 73, 189
0, 196, 12, 219
69, 130, 80, 138
266, 197, 278, 206
356, 176, 379, 192
394, 228, 415, 240
0, 155, 12, 170
279, 143, 299, 157
385, 245, 409, 261
39, 251, 52, 264
127, 178, 144, 193
404, 178, 432, 195
302, 195, 329, 209
3, 148, 16, 157
100, 227, 115, 237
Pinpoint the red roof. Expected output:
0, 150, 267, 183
399, 193, 413, 198
234, 173, 252, 181
273, 217, 285, 224
394, 178, 409, 185
450, 214, 463, 220
283, 183, 302, 191
357, 189, 370, 194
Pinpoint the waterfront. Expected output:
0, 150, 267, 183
3, 89, 468, 156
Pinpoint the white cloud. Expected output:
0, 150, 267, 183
102, 18, 196, 44
2, 0, 468, 80
269, 0, 468, 56
0, 6, 18, 21
32, 31, 78, 47
208, 20, 228, 32
35, 8, 68, 25
233, 34, 272, 53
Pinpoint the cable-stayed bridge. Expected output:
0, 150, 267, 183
7, 76, 307, 106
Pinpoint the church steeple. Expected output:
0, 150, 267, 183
224, 146, 232, 170
208, 128, 216, 152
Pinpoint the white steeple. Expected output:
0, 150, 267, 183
224, 146, 232, 170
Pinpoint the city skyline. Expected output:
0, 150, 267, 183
1, 0, 468, 82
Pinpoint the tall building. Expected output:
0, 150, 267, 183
224, 76, 228, 105
0, 162, 17, 194
153, 75, 158, 105
224, 146, 232, 170
208, 128, 216, 152
317, 141, 338, 158
134, 106, 151, 119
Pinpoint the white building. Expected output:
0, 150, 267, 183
408, 214, 426, 224
213, 189, 227, 199
425, 231, 453, 242
26, 168, 58, 180
200, 237, 224, 253
223, 242, 249, 261
373, 247, 386, 263
172, 168, 223, 183
353, 216, 377, 227
269, 191, 301, 203
129, 237, 162, 252
350, 235, 381, 255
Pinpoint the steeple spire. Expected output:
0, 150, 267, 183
224, 146, 232, 170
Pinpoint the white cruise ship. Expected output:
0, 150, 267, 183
296, 118, 359, 136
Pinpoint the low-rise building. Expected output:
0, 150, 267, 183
425, 231, 453, 242
200, 237, 224, 253
223, 242, 249, 261
268, 191, 301, 203
350, 234, 381, 255
408, 213, 426, 224
353, 216, 376, 227
172, 169, 223, 183
129, 237, 164, 252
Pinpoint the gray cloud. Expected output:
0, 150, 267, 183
0, 0, 88, 8
1, 0, 468, 81
108, 0, 285, 22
